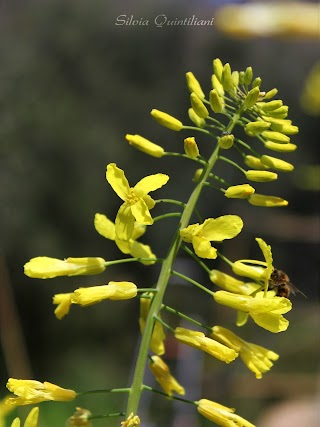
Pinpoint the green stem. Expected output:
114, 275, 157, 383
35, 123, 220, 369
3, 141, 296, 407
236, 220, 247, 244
171, 270, 214, 296
106, 257, 161, 267
125, 108, 242, 417
153, 212, 182, 222
78, 388, 130, 396
155, 199, 186, 208
142, 384, 197, 406
181, 245, 211, 274
162, 304, 212, 332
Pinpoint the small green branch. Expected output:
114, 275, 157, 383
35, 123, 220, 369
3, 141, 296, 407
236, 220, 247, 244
154, 315, 175, 333
171, 270, 214, 296
218, 155, 246, 174
181, 245, 212, 274
161, 303, 212, 332
155, 199, 186, 208
106, 257, 161, 267
153, 212, 182, 222
217, 251, 233, 267
136, 288, 158, 294
163, 152, 207, 166
78, 388, 131, 396
89, 412, 125, 420
142, 385, 198, 406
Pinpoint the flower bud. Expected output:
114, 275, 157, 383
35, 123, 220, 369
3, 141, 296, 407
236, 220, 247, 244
257, 100, 283, 111
184, 137, 199, 158
248, 194, 288, 207
211, 74, 224, 96
261, 131, 290, 143
245, 121, 271, 135
267, 105, 288, 118
264, 88, 278, 99
261, 155, 294, 172
213, 58, 223, 80
209, 89, 224, 113
193, 168, 203, 182
190, 92, 209, 118
186, 71, 205, 99
239, 70, 245, 85
244, 155, 269, 170
73, 281, 137, 305
188, 108, 206, 128
210, 270, 259, 295
221, 63, 234, 93
252, 77, 262, 88
244, 66, 253, 85
151, 109, 183, 131
271, 123, 299, 135
264, 141, 297, 152
125, 134, 164, 158
218, 133, 234, 149
67, 407, 92, 427
243, 86, 260, 109
232, 261, 265, 281
225, 184, 255, 199
232, 70, 239, 87
245, 170, 278, 182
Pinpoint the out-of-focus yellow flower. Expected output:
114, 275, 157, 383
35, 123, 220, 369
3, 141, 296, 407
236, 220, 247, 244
301, 61, 320, 116
6, 379, 76, 406
174, 327, 238, 363
94, 213, 156, 265
215, 3, 319, 38
53, 293, 74, 319
106, 163, 169, 240
125, 134, 164, 158
73, 282, 137, 306
66, 407, 92, 427
149, 356, 185, 396
10, 407, 39, 427
180, 215, 243, 259
214, 291, 292, 333
212, 326, 279, 378
0, 396, 17, 427
24, 257, 106, 279
186, 72, 205, 99
139, 295, 166, 355
197, 399, 255, 427
121, 413, 140, 427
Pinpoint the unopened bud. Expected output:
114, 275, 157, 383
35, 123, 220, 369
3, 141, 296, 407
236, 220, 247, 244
264, 88, 278, 99
188, 108, 206, 128
232, 261, 265, 281
248, 193, 288, 207
264, 141, 297, 152
126, 134, 164, 158
257, 100, 283, 112
151, 109, 183, 131
267, 106, 289, 118
184, 137, 199, 159
210, 270, 250, 294
244, 66, 253, 85
272, 124, 299, 135
244, 155, 269, 170
213, 58, 223, 81
211, 74, 224, 96
193, 168, 204, 182
245, 170, 278, 182
190, 92, 209, 118
225, 184, 255, 199
245, 121, 271, 135
243, 86, 260, 109
252, 77, 262, 88
218, 133, 234, 149
261, 131, 290, 143
209, 89, 224, 113
260, 155, 294, 172
186, 72, 205, 99
239, 71, 245, 85
232, 71, 239, 87
221, 63, 234, 93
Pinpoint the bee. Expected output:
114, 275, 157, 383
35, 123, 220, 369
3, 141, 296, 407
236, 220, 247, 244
268, 269, 306, 298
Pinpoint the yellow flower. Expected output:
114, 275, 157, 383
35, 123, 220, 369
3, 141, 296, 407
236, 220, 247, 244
66, 407, 92, 427
53, 293, 74, 319
0, 396, 17, 427
10, 407, 39, 427
212, 326, 279, 378
24, 257, 106, 279
174, 327, 238, 363
197, 399, 255, 427
125, 134, 164, 158
73, 282, 137, 306
213, 291, 292, 333
180, 215, 243, 259
94, 213, 156, 265
106, 163, 169, 240
139, 295, 165, 355
149, 356, 185, 396
224, 184, 255, 199
121, 413, 140, 427
6, 379, 76, 405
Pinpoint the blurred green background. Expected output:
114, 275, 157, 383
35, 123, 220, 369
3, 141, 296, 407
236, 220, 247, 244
0, 0, 319, 426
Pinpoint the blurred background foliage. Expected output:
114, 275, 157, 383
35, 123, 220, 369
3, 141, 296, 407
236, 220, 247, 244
0, 0, 319, 426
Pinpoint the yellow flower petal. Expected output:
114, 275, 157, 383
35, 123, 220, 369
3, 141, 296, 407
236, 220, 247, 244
201, 216, 243, 241
115, 204, 135, 240
24, 407, 39, 427
73, 282, 137, 306
131, 199, 154, 225
106, 163, 130, 201
53, 293, 74, 319
94, 213, 116, 240
149, 356, 185, 396
134, 173, 169, 195
192, 236, 217, 259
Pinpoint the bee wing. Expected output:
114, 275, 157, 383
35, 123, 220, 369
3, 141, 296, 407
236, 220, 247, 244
288, 282, 307, 298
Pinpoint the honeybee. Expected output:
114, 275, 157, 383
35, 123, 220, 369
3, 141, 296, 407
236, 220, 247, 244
268, 269, 306, 298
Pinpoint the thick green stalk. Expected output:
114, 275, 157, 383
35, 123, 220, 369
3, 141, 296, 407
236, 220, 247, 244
125, 110, 241, 417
